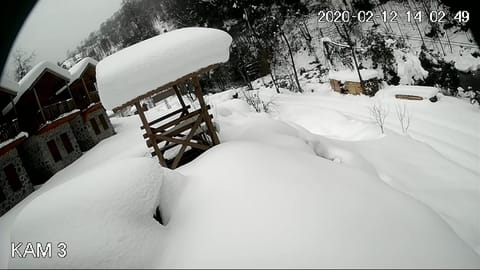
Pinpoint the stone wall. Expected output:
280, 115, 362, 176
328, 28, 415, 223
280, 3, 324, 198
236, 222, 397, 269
84, 107, 116, 142
70, 114, 97, 151
0, 147, 34, 216
19, 121, 82, 184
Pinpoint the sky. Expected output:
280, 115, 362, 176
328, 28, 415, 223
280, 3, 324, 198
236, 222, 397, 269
4, 0, 123, 81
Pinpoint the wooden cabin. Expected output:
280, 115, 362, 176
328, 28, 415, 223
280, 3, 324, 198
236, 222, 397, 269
0, 79, 33, 216
329, 69, 380, 96
56, 58, 115, 151
2, 62, 83, 184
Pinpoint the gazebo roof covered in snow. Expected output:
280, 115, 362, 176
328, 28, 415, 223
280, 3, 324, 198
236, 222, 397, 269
96, 27, 232, 110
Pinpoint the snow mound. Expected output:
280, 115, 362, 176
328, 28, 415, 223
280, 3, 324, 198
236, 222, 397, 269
69, 57, 98, 81
328, 69, 378, 82
96, 27, 233, 109
376, 85, 438, 99
9, 158, 186, 268
157, 141, 480, 268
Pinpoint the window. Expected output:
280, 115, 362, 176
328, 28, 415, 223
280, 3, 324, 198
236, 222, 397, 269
47, 139, 62, 162
98, 114, 109, 130
90, 118, 100, 135
60, 133, 74, 154
4, 164, 22, 191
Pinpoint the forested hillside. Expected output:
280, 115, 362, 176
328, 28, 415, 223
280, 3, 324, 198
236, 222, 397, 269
61, 0, 479, 102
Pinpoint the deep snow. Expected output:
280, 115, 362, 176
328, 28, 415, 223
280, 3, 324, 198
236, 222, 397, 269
1, 77, 479, 268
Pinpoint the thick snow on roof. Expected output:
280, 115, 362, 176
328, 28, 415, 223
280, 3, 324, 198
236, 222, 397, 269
2, 61, 71, 115
329, 69, 379, 82
69, 57, 98, 81
0, 76, 19, 94
18, 61, 71, 93
96, 27, 232, 109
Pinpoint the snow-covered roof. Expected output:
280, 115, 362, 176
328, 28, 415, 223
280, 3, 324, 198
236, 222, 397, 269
18, 61, 71, 94
329, 69, 379, 82
69, 57, 98, 81
2, 61, 71, 115
96, 27, 233, 109
0, 77, 19, 95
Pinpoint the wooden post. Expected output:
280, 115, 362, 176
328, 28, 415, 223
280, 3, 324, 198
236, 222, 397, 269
65, 81, 78, 109
10, 95, 18, 118
191, 75, 220, 145
135, 101, 167, 167
33, 87, 46, 122
81, 77, 92, 104
172, 85, 188, 112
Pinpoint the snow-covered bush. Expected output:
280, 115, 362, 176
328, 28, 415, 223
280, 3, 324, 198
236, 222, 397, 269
419, 45, 460, 96
370, 103, 389, 134
241, 90, 275, 113
360, 31, 400, 85
395, 103, 411, 134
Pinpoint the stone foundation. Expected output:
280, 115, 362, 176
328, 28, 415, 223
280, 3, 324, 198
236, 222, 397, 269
0, 147, 34, 216
19, 120, 82, 185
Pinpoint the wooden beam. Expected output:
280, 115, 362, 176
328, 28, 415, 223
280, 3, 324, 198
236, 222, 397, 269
173, 85, 188, 112
9, 95, 17, 118
192, 75, 220, 145
154, 134, 209, 151
81, 77, 92, 104
112, 63, 219, 112
171, 114, 204, 169
65, 81, 78, 109
33, 87, 46, 123
135, 101, 167, 166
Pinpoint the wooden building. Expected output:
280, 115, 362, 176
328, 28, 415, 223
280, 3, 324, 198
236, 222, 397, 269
2, 62, 83, 184
57, 58, 115, 151
97, 27, 232, 169
0, 79, 33, 216
329, 69, 380, 96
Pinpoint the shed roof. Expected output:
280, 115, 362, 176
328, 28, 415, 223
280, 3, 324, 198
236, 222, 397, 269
96, 27, 232, 110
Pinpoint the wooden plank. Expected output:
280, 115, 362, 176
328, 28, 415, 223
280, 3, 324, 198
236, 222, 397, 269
171, 113, 204, 169
173, 85, 188, 112
146, 107, 207, 137
395, 94, 423, 100
112, 64, 219, 112
153, 134, 209, 151
135, 101, 167, 166
140, 106, 191, 130
192, 75, 220, 145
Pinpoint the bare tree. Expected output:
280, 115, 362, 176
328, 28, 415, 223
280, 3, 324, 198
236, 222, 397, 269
370, 103, 389, 134
12, 49, 35, 81
395, 103, 411, 134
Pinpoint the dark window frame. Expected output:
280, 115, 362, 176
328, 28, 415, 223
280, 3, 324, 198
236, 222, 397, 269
98, 114, 109, 131
47, 139, 62, 162
60, 133, 74, 154
90, 118, 101, 135
4, 164, 22, 191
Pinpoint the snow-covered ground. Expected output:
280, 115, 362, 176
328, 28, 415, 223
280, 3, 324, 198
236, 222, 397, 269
1, 77, 479, 268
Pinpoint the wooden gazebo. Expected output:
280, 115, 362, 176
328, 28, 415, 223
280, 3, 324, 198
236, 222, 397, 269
113, 67, 220, 169
96, 27, 232, 169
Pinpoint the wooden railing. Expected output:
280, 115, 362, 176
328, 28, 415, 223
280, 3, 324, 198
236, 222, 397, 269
89, 91, 100, 104
40, 98, 76, 122
0, 119, 21, 144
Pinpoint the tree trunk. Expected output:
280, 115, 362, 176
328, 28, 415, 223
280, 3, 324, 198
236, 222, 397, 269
280, 30, 302, 93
